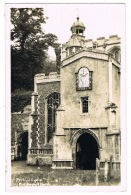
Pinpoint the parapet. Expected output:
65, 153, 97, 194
35, 72, 60, 84
85, 35, 120, 50
61, 34, 121, 61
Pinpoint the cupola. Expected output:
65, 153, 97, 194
71, 17, 85, 36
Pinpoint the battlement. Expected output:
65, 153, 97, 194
61, 34, 121, 61
35, 72, 60, 84
85, 35, 120, 49
85, 35, 120, 47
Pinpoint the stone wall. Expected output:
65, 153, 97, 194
61, 56, 109, 128
53, 46, 121, 168
11, 105, 31, 159
112, 64, 120, 130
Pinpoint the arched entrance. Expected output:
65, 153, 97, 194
17, 132, 28, 160
72, 129, 99, 170
76, 133, 99, 170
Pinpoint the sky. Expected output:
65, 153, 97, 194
7, 3, 125, 58
42, 4, 125, 43
40, 4, 125, 57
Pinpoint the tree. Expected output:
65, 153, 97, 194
54, 43, 61, 72
11, 8, 61, 92
11, 8, 46, 51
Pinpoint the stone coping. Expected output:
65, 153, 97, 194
63, 127, 108, 130
35, 72, 60, 84
106, 132, 120, 136
52, 159, 73, 162
62, 49, 109, 66
51, 167, 73, 169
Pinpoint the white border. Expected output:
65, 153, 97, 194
1, 0, 130, 194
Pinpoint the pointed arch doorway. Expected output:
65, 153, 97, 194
72, 130, 99, 170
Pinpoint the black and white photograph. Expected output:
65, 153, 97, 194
4, 2, 127, 192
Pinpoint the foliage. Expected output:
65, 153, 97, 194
11, 89, 32, 112
11, 8, 46, 50
11, 8, 61, 92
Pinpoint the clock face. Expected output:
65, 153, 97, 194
78, 67, 89, 88
79, 67, 89, 76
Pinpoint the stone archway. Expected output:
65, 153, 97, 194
71, 129, 100, 170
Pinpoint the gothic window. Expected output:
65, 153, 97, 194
81, 97, 89, 113
114, 50, 120, 62
76, 67, 92, 90
108, 47, 121, 63
47, 92, 60, 142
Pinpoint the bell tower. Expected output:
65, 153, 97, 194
71, 17, 85, 37
61, 17, 86, 60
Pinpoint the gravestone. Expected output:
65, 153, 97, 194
96, 158, 100, 185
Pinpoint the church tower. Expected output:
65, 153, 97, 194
52, 17, 121, 170
27, 17, 120, 173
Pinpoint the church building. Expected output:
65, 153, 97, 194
27, 17, 121, 170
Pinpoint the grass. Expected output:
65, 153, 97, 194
11, 165, 120, 186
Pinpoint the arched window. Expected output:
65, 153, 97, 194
47, 92, 60, 142
76, 67, 92, 90
107, 46, 121, 63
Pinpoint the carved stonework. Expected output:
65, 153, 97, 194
71, 129, 100, 147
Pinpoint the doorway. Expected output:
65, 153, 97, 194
17, 132, 28, 160
76, 133, 99, 170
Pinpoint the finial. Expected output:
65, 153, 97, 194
77, 17, 79, 21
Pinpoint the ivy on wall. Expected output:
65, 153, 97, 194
11, 89, 32, 112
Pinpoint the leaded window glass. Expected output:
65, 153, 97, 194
47, 92, 60, 142
81, 97, 88, 113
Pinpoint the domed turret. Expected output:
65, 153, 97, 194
71, 17, 85, 36
61, 17, 86, 60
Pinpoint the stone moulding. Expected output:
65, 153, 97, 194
52, 159, 73, 169
62, 49, 108, 66
71, 128, 100, 148
52, 159, 73, 161
105, 102, 118, 109
35, 73, 60, 84
106, 132, 120, 136
30, 111, 39, 116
